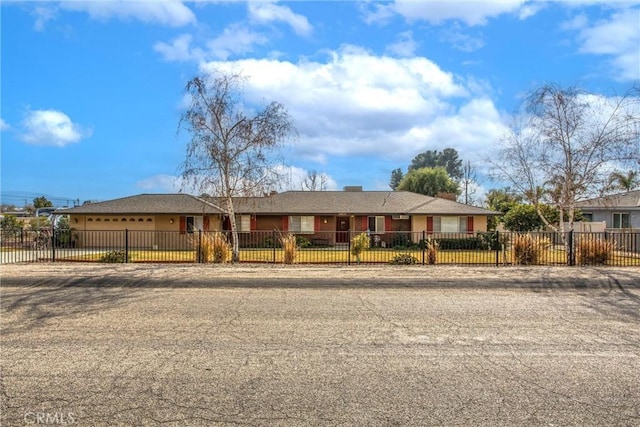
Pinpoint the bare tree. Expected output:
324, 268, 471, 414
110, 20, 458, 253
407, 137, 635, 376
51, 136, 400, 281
301, 170, 329, 191
179, 70, 295, 261
490, 83, 640, 233
460, 160, 479, 205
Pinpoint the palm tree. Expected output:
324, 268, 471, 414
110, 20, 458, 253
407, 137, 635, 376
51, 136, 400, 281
607, 170, 639, 192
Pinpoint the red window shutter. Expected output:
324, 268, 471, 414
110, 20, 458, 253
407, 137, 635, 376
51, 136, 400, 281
361, 216, 368, 231
467, 216, 474, 234
427, 216, 433, 234
179, 216, 186, 234
281, 216, 289, 232
250, 216, 257, 231
203, 216, 210, 231
385, 216, 392, 233
314, 216, 321, 232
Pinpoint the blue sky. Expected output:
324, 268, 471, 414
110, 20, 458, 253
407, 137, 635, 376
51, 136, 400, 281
1, 0, 639, 207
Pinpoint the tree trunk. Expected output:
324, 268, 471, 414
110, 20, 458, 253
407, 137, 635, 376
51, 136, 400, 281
225, 196, 240, 263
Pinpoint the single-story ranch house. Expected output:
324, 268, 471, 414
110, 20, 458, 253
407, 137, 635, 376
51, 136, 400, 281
60, 187, 499, 248
575, 189, 640, 230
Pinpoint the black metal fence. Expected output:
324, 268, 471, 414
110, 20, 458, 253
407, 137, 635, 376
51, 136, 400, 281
1, 228, 639, 266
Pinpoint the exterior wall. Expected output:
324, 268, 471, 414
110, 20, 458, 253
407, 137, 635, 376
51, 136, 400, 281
255, 215, 282, 231
69, 214, 221, 249
585, 210, 640, 229
411, 215, 489, 239
412, 215, 428, 236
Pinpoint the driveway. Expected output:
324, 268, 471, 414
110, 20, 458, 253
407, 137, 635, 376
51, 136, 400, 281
1, 264, 639, 426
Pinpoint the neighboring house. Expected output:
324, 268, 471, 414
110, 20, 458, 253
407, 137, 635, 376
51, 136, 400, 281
60, 188, 499, 248
575, 190, 640, 230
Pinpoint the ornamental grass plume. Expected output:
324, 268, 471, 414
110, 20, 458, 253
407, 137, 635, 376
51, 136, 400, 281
512, 233, 551, 265
576, 238, 615, 265
426, 238, 439, 265
197, 232, 232, 263
278, 232, 298, 264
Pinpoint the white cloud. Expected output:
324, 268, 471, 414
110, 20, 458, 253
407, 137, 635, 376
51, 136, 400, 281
154, 34, 204, 62
385, 31, 419, 57
248, 1, 313, 36
439, 25, 485, 52
199, 48, 506, 163
573, 8, 640, 81
0, 118, 9, 131
19, 109, 91, 147
59, 0, 196, 27
206, 23, 269, 60
390, 0, 530, 26
32, 6, 57, 31
136, 174, 183, 192
155, 24, 269, 62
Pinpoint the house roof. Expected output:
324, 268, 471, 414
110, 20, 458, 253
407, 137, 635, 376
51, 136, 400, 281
574, 190, 640, 210
60, 194, 225, 215
213, 191, 499, 216
61, 191, 499, 217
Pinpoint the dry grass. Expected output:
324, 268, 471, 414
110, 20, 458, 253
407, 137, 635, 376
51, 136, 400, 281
511, 234, 552, 265
426, 238, 439, 265
576, 238, 615, 265
197, 232, 232, 263
278, 232, 298, 264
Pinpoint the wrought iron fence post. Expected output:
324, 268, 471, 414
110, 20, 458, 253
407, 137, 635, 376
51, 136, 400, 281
422, 230, 426, 265
125, 229, 129, 263
198, 229, 202, 263
51, 228, 56, 263
272, 230, 276, 264
495, 230, 500, 267
347, 231, 351, 266
567, 229, 574, 266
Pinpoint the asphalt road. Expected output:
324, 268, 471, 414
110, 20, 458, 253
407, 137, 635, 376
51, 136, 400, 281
1, 265, 639, 426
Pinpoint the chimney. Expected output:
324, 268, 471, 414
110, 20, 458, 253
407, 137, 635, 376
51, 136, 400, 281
343, 186, 363, 192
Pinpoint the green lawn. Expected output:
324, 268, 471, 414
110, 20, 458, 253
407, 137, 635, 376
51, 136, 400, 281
53, 247, 640, 266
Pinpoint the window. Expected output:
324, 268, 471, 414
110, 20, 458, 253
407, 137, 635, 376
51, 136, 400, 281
368, 216, 385, 233
612, 213, 630, 229
186, 216, 195, 233
582, 213, 593, 222
432, 217, 469, 233
289, 216, 314, 233
236, 215, 251, 232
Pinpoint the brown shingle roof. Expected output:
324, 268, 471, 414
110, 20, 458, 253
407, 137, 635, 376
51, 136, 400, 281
61, 194, 224, 215
61, 191, 499, 216
218, 191, 498, 216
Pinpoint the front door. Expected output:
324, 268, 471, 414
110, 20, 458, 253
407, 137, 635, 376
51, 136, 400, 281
336, 216, 350, 243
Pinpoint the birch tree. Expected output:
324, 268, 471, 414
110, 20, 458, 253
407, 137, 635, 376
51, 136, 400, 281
179, 70, 295, 262
490, 84, 640, 232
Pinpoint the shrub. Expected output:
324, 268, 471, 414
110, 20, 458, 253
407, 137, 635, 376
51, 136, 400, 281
389, 253, 418, 265
511, 234, 551, 265
279, 232, 298, 264
426, 238, 439, 265
100, 250, 127, 263
576, 238, 615, 265
436, 236, 487, 250
351, 232, 370, 263
392, 233, 411, 249
296, 236, 312, 248
198, 232, 232, 263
